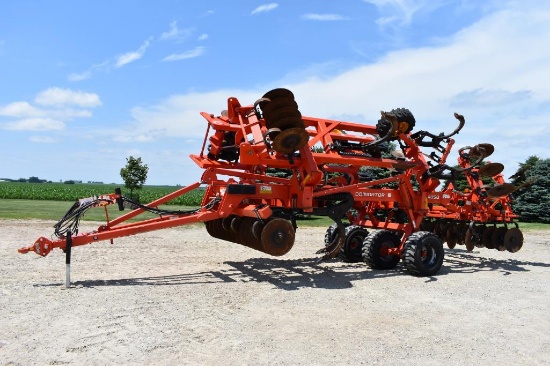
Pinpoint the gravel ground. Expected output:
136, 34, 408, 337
1, 220, 549, 365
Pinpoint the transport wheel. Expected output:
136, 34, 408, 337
325, 223, 350, 247
445, 222, 457, 249
401, 231, 444, 276
482, 226, 495, 249
339, 226, 369, 263
324, 223, 350, 249
362, 230, 401, 270
492, 227, 508, 251
260, 218, 295, 256
324, 223, 339, 246
504, 228, 524, 253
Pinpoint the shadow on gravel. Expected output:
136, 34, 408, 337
440, 248, 550, 276
39, 257, 405, 290
35, 250, 550, 290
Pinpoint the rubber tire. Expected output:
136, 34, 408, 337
340, 226, 369, 263
363, 230, 401, 270
324, 223, 350, 247
401, 231, 444, 276
376, 108, 416, 137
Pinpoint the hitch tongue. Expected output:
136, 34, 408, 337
18, 237, 54, 256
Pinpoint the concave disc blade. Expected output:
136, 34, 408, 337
487, 183, 515, 197
470, 143, 495, 159
504, 227, 524, 253
479, 162, 504, 177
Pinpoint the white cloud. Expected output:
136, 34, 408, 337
0, 102, 41, 117
162, 47, 204, 62
3, 118, 64, 131
118, 2, 550, 181
159, 21, 194, 42
0, 88, 100, 131
301, 14, 349, 21
67, 71, 92, 81
198, 33, 208, 41
363, 0, 438, 26
113, 89, 260, 143
35, 87, 101, 107
200, 10, 215, 18
160, 21, 179, 40
115, 38, 151, 68
251, 3, 278, 15
29, 136, 57, 143
67, 61, 109, 82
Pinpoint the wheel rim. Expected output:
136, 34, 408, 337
379, 241, 395, 262
420, 244, 437, 266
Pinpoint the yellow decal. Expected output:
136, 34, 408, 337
260, 185, 272, 194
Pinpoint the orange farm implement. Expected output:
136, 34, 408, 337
19, 88, 524, 280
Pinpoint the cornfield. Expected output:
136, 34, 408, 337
0, 182, 204, 206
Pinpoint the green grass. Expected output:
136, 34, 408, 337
0, 182, 204, 206
516, 222, 550, 231
0, 199, 197, 222
1, 199, 549, 231
0, 199, 334, 228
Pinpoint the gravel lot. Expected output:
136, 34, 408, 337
1, 220, 549, 365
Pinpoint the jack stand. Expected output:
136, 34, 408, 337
65, 232, 72, 288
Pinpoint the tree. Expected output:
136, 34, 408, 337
120, 156, 149, 201
510, 155, 540, 187
511, 157, 550, 223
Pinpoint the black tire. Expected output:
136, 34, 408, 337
401, 231, 444, 276
376, 108, 416, 137
362, 230, 401, 270
339, 226, 369, 263
323, 223, 350, 248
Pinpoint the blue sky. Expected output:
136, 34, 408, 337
1, 0, 549, 186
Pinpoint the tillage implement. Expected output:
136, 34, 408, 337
19, 88, 524, 280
